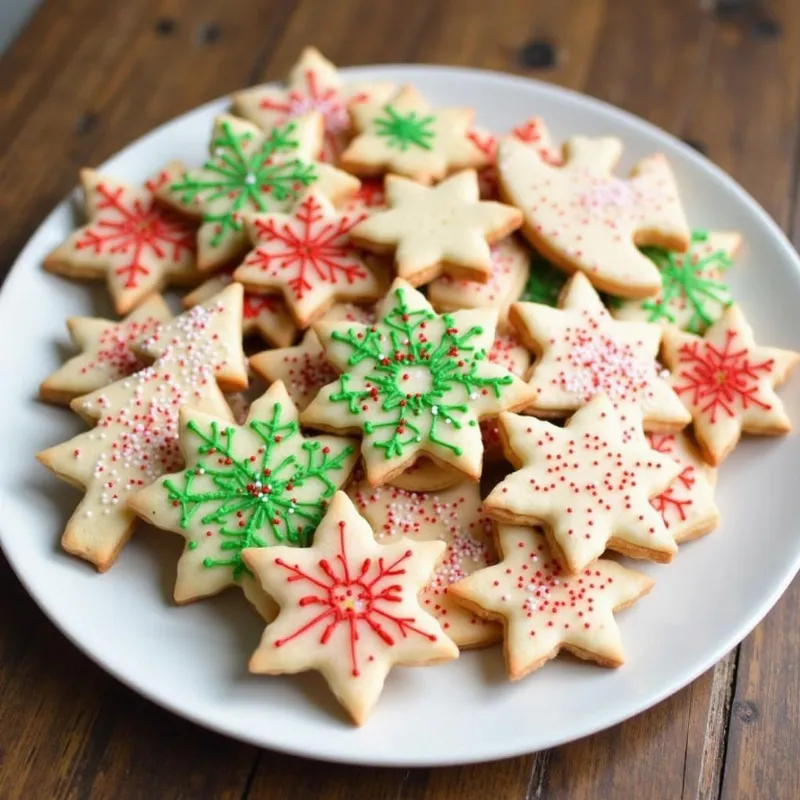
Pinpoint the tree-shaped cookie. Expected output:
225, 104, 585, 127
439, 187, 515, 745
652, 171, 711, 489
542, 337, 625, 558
448, 525, 653, 679
509, 271, 690, 436
484, 395, 681, 573
349, 170, 523, 286
427, 236, 531, 329
340, 85, 489, 185
233, 190, 386, 327
662, 304, 799, 465
40, 294, 171, 406
613, 230, 740, 333
45, 165, 197, 315
301, 278, 534, 485
156, 114, 359, 272
37, 284, 248, 571
243, 491, 459, 725
128, 381, 357, 619
232, 46, 394, 163
183, 269, 297, 347
497, 136, 690, 298
648, 432, 719, 543
467, 117, 561, 198
349, 477, 500, 648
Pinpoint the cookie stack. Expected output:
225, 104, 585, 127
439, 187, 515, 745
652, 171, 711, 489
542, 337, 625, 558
36, 47, 799, 726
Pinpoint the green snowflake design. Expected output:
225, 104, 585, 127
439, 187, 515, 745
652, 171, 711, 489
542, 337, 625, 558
638, 229, 733, 333
163, 403, 354, 580
374, 105, 436, 151
327, 287, 513, 460
170, 120, 317, 247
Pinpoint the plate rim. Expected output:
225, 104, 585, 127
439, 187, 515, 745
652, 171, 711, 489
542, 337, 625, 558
2, 63, 800, 767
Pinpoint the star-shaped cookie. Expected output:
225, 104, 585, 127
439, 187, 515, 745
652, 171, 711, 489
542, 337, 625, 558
44, 165, 198, 315
427, 235, 531, 329
243, 491, 459, 725
128, 381, 358, 619
232, 46, 394, 163
349, 170, 523, 287
647, 432, 719, 543
448, 525, 653, 679
484, 394, 681, 573
301, 278, 534, 485
340, 85, 489, 185
233, 190, 387, 327
661, 304, 799, 465
156, 113, 359, 272
37, 284, 247, 571
613, 230, 740, 334
39, 294, 171, 406
497, 136, 690, 298
509, 271, 691, 436
467, 116, 561, 198
183, 271, 296, 347
348, 477, 500, 648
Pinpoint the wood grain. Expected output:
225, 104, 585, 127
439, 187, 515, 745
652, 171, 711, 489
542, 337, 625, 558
1, 0, 799, 797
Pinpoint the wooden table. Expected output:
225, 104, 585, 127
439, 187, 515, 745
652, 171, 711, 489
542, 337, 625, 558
2, 1, 799, 797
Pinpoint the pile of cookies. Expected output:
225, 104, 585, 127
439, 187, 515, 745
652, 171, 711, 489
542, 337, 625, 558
36, 47, 799, 726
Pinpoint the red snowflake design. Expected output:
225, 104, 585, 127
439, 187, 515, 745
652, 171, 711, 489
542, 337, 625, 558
243, 294, 280, 319
258, 69, 367, 161
273, 520, 437, 677
244, 194, 368, 300
673, 328, 775, 423
75, 183, 195, 289
647, 433, 695, 526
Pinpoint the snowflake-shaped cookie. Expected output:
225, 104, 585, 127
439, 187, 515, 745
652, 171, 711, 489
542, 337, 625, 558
243, 491, 458, 725
45, 165, 197, 315
662, 305, 799, 465
182, 269, 297, 347
233, 191, 386, 327
484, 395, 681, 573
340, 85, 489, 185
302, 278, 534, 485
348, 478, 500, 648
509, 271, 690, 437
232, 46, 394, 163
467, 117, 561, 198
448, 525, 653, 679
498, 136, 690, 298
37, 284, 247, 571
613, 230, 740, 334
350, 170, 523, 287
156, 114, 359, 272
128, 381, 357, 619
39, 294, 171, 406
427, 235, 531, 329
648, 432, 719, 543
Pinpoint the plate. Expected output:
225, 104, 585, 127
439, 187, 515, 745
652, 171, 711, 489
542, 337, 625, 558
2, 65, 800, 767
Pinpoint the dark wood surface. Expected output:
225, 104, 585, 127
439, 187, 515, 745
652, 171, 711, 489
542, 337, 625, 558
1, 1, 798, 797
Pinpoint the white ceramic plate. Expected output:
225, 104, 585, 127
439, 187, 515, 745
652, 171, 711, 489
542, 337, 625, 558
2, 65, 800, 767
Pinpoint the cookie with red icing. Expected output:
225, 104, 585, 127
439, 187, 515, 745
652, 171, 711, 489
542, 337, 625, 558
44, 165, 198, 315
497, 135, 690, 298
40, 294, 171, 406
232, 47, 394, 163
340, 85, 489, 185
662, 304, 799, 465
648, 432, 719, 543
448, 525, 653, 679
243, 491, 459, 725
37, 284, 247, 571
484, 394, 682, 573
348, 477, 501, 648
233, 190, 388, 327
128, 381, 357, 620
